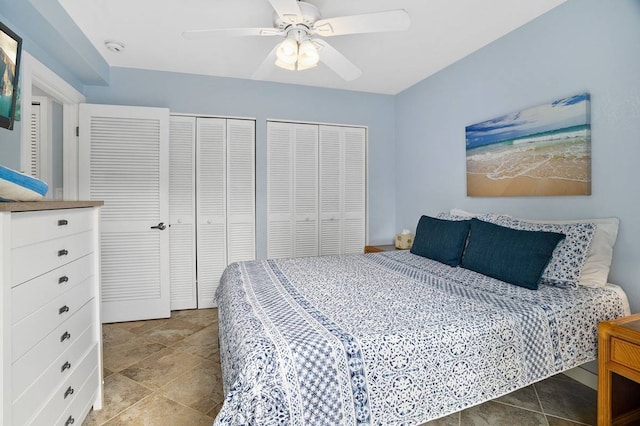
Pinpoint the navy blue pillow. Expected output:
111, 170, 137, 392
461, 218, 566, 290
410, 215, 471, 266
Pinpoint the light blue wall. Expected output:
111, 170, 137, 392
395, 0, 640, 312
85, 68, 397, 259
0, 6, 102, 172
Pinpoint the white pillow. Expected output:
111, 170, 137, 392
523, 217, 619, 288
450, 208, 487, 218
0, 165, 49, 201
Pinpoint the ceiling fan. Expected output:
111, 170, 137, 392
182, 0, 410, 81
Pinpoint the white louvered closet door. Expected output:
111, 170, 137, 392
267, 122, 294, 258
79, 103, 171, 323
226, 119, 256, 264
293, 124, 319, 257
168, 116, 197, 310
196, 118, 227, 308
319, 125, 343, 256
342, 127, 366, 254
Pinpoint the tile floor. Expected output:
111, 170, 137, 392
84, 309, 598, 426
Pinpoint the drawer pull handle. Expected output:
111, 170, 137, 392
59, 276, 69, 284
64, 386, 75, 399
59, 305, 70, 315
61, 361, 72, 372
58, 249, 69, 257
58, 219, 69, 226
60, 331, 71, 342
65, 416, 75, 426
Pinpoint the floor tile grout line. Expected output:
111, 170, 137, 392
105, 339, 169, 374
92, 391, 157, 426
492, 398, 546, 416
532, 382, 548, 418
544, 413, 593, 426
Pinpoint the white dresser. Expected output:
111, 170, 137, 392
1, 201, 104, 426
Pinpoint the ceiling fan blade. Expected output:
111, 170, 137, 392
251, 44, 279, 80
313, 39, 362, 81
268, 0, 303, 25
182, 27, 282, 40
312, 9, 410, 37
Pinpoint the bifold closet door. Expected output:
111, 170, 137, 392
79, 103, 171, 322
169, 117, 255, 309
342, 127, 366, 254
196, 118, 227, 308
267, 122, 318, 258
168, 116, 197, 310
319, 125, 366, 255
226, 119, 256, 264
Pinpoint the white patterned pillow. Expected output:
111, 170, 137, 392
522, 217, 619, 288
489, 215, 596, 289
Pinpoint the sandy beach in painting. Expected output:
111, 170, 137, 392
466, 131, 591, 196
467, 174, 590, 196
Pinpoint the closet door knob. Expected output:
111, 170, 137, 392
58, 249, 69, 257
58, 219, 69, 226
150, 222, 167, 230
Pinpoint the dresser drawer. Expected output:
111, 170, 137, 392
12, 299, 94, 367
11, 230, 94, 286
11, 208, 94, 249
54, 366, 99, 426
13, 325, 95, 411
611, 337, 640, 371
12, 254, 94, 324
12, 276, 94, 361
15, 344, 98, 426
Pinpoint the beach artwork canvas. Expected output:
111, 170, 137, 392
466, 93, 591, 196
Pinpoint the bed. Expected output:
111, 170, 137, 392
213, 214, 629, 425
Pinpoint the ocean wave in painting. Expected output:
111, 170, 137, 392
466, 125, 590, 182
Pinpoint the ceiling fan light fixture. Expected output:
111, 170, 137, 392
275, 58, 296, 71
297, 39, 319, 68
276, 37, 298, 64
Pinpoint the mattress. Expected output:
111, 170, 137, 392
214, 250, 628, 425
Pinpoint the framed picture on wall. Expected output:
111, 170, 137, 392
0, 20, 22, 130
465, 93, 591, 197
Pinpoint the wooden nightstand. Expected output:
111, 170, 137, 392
598, 313, 640, 426
364, 244, 399, 253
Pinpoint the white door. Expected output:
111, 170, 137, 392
342, 127, 366, 254
79, 103, 171, 322
319, 125, 343, 255
226, 119, 256, 264
267, 121, 294, 258
267, 122, 318, 258
196, 117, 227, 308
169, 116, 197, 310
319, 125, 366, 255
293, 124, 319, 257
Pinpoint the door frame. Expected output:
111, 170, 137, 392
20, 51, 85, 200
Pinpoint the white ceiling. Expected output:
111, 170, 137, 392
58, 0, 567, 95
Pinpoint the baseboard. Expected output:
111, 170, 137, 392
562, 366, 598, 390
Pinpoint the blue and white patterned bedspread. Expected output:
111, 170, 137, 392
214, 251, 627, 425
